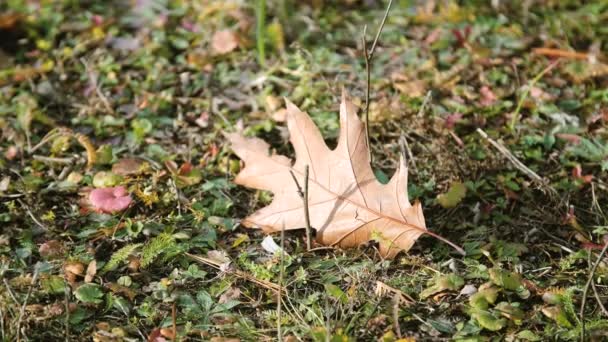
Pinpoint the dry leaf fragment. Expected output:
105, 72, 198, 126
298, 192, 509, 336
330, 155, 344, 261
393, 80, 427, 98
219, 287, 241, 304
64, 262, 84, 276
375, 280, 415, 304
112, 158, 147, 176
261, 236, 285, 255
147, 328, 167, 342
211, 30, 239, 55
227, 91, 463, 258
0, 176, 10, 192
64, 261, 84, 285
39, 240, 65, 259
271, 108, 287, 122
85, 260, 97, 283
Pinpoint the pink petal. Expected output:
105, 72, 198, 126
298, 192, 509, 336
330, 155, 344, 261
89, 186, 132, 213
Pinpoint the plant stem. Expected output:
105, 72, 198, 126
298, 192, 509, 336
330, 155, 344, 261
362, 0, 393, 164
255, 0, 266, 67
289, 166, 313, 250
509, 60, 559, 131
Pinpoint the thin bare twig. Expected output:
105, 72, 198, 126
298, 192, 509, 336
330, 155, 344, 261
591, 277, 608, 317
591, 183, 606, 220
3, 278, 20, 305
399, 135, 416, 172
362, 0, 394, 164
392, 296, 402, 338
0, 305, 4, 341
362, 26, 371, 160
17, 265, 40, 342
583, 247, 608, 318
416, 90, 432, 117
32, 155, 76, 165
289, 166, 312, 250
185, 253, 280, 293
171, 302, 177, 341
80, 58, 114, 114
64, 283, 70, 342
17, 199, 48, 231
277, 223, 285, 340
580, 242, 608, 342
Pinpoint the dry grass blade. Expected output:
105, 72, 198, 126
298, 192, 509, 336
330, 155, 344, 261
375, 280, 415, 305
185, 253, 280, 293
580, 242, 608, 342
477, 128, 556, 196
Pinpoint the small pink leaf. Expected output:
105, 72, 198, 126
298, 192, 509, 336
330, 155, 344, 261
479, 86, 497, 106
445, 113, 463, 129
89, 186, 132, 213
572, 165, 593, 183
555, 133, 581, 145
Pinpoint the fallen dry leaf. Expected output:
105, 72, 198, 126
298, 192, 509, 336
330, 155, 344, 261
227, 91, 462, 258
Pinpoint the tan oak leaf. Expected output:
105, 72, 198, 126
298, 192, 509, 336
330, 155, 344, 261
227, 91, 462, 258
